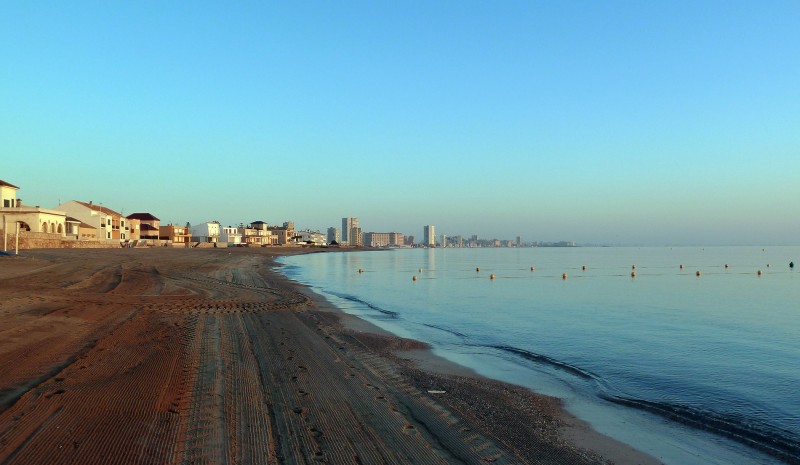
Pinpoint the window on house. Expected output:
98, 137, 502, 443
107, 232, 111, 239
3, 199, 9, 207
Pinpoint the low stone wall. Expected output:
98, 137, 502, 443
2, 230, 228, 251
195, 242, 227, 248
1, 229, 121, 250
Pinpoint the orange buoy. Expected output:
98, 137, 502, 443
358, 268, 363, 273
696, 271, 701, 277
757, 270, 763, 276
562, 273, 568, 280
631, 271, 636, 278
490, 274, 495, 280
582, 265, 586, 271
412, 275, 417, 281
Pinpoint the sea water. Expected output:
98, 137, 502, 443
278, 247, 800, 465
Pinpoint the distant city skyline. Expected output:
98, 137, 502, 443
2, 3, 798, 246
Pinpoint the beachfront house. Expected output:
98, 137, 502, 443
221, 226, 242, 246
191, 221, 221, 243
64, 217, 98, 240
128, 213, 160, 244
296, 229, 327, 245
1, 180, 68, 241
127, 217, 141, 241
58, 200, 127, 242
268, 222, 296, 245
240, 221, 279, 246
159, 224, 190, 245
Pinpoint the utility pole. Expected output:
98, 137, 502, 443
15, 221, 20, 255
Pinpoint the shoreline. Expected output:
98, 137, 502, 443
0, 246, 664, 464
270, 250, 664, 465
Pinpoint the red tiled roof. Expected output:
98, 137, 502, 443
0, 180, 20, 189
74, 200, 123, 217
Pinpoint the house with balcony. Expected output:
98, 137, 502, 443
57, 200, 128, 242
159, 224, 190, 244
268, 222, 296, 245
239, 222, 279, 246
221, 226, 242, 245
191, 221, 221, 243
127, 213, 160, 243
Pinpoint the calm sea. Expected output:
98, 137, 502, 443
278, 247, 800, 465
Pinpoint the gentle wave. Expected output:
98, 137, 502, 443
483, 344, 596, 380
603, 396, 800, 464
485, 343, 800, 464
420, 322, 468, 338
326, 291, 400, 318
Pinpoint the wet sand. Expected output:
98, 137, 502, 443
0, 247, 662, 464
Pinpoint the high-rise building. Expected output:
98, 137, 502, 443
423, 225, 435, 247
349, 227, 363, 246
342, 217, 358, 244
440, 234, 447, 248
327, 227, 340, 244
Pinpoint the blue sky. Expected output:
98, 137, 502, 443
2, 1, 798, 245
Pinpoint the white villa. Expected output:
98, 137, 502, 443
1, 179, 68, 241
191, 221, 221, 243
221, 226, 242, 245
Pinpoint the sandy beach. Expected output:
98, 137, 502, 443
0, 247, 662, 464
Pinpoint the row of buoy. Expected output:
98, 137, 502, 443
398, 262, 795, 281
407, 270, 771, 281
402, 262, 794, 276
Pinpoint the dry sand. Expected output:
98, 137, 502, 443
0, 247, 663, 464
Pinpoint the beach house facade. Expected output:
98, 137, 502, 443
221, 226, 242, 245
57, 200, 128, 242
127, 213, 160, 243
191, 221, 221, 243
240, 221, 279, 246
2, 180, 68, 239
159, 224, 190, 244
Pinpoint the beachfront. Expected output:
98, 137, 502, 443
0, 248, 660, 465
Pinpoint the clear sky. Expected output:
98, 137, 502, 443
2, 1, 798, 245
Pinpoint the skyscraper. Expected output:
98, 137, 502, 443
341, 217, 358, 244
423, 225, 435, 247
